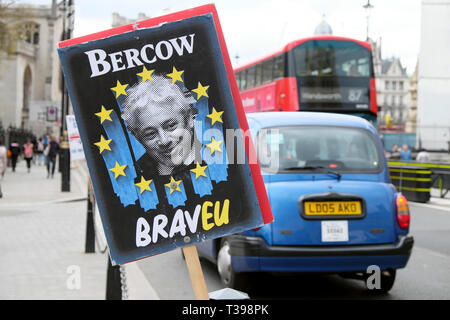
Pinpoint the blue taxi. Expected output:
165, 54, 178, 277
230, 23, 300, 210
196, 112, 414, 293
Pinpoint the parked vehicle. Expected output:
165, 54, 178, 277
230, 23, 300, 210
196, 111, 414, 293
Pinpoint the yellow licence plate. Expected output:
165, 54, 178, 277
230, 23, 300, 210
304, 201, 362, 216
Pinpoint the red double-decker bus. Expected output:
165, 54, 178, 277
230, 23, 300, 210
234, 35, 378, 125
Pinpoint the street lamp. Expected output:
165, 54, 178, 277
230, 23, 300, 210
363, 0, 374, 41
60, 0, 74, 192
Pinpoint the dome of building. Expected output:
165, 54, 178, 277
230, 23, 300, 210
314, 16, 333, 35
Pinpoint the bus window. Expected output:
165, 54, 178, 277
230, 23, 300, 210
294, 41, 371, 78
273, 54, 285, 79
235, 71, 242, 90
247, 66, 256, 89
262, 59, 273, 84
255, 63, 263, 86
341, 56, 370, 77
241, 69, 248, 90
294, 47, 307, 76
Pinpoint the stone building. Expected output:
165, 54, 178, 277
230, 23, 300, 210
0, 0, 65, 138
314, 15, 333, 35
371, 38, 411, 130
417, 0, 450, 151
111, 12, 150, 28
405, 62, 418, 134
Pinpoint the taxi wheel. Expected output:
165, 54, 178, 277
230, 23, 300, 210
217, 238, 247, 290
379, 269, 396, 293
372, 269, 396, 294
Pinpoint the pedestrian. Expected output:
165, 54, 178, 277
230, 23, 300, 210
36, 138, 45, 165
43, 135, 49, 147
0, 138, 7, 198
9, 140, 21, 172
416, 149, 430, 163
46, 136, 60, 178
23, 139, 34, 173
400, 144, 412, 161
31, 136, 38, 165
388, 144, 400, 159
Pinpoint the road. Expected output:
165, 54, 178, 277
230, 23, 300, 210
137, 201, 450, 299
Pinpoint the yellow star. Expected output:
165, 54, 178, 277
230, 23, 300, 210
192, 82, 209, 100
164, 176, 182, 194
135, 176, 153, 194
166, 67, 184, 84
206, 107, 224, 125
205, 137, 222, 155
110, 80, 128, 98
137, 66, 155, 83
94, 135, 112, 153
190, 162, 208, 179
95, 106, 113, 124
109, 161, 127, 179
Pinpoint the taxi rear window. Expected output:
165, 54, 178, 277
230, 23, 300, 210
257, 125, 382, 173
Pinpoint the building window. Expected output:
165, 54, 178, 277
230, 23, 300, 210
399, 81, 404, 90
19, 22, 40, 45
385, 81, 390, 90
392, 81, 397, 90
399, 95, 403, 106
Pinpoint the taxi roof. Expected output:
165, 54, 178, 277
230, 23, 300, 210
246, 112, 376, 134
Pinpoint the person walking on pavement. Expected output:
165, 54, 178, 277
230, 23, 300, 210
46, 136, 60, 178
0, 138, 7, 198
23, 139, 34, 173
9, 140, 21, 172
36, 138, 45, 165
400, 144, 412, 161
31, 136, 38, 165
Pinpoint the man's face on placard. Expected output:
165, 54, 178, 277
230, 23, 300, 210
121, 75, 198, 175
134, 101, 195, 172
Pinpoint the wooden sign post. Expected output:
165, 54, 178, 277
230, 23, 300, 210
182, 245, 209, 300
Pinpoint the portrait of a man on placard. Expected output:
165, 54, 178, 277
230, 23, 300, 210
121, 74, 201, 177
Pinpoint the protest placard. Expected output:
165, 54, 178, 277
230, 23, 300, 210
66, 115, 85, 161
58, 4, 273, 266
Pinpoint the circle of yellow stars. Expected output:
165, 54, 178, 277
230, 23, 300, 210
99, 67, 226, 195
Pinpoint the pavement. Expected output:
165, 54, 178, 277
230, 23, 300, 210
0, 158, 159, 300
0, 157, 449, 300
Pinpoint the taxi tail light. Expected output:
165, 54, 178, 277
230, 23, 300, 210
396, 194, 410, 229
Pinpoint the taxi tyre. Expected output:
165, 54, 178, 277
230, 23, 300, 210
217, 238, 248, 290
374, 269, 396, 294
341, 268, 396, 294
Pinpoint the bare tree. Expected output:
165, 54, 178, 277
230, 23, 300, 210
0, 0, 35, 54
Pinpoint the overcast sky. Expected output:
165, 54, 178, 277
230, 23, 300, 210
23, 0, 421, 75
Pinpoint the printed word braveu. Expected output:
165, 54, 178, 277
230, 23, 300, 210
85, 34, 195, 78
